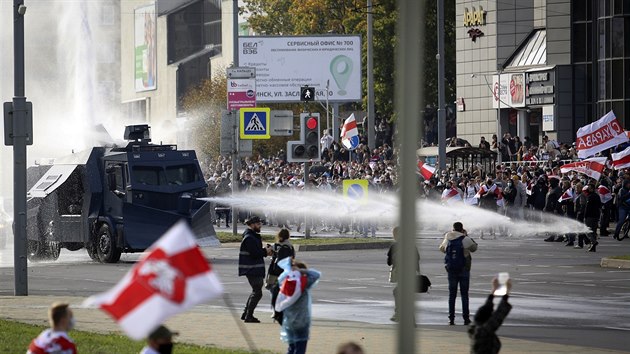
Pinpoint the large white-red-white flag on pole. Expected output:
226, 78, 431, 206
559, 157, 608, 180
83, 221, 223, 340
611, 146, 630, 170
416, 161, 436, 180
576, 111, 628, 159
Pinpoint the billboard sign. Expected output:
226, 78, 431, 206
492, 73, 525, 108
134, 4, 157, 92
227, 67, 256, 111
238, 35, 362, 103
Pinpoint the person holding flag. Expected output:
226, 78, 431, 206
340, 114, 360, 151
82, 221, 223, 340
275, 258, 321, 354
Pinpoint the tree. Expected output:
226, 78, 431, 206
181, 69, 228, 159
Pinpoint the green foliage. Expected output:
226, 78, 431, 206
242, 0, 456, 121
0, 319, 254, 354
181, 69, 228, 159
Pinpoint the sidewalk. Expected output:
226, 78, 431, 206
1, 296, 627, 354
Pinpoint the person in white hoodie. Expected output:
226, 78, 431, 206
439, 222, 478, 325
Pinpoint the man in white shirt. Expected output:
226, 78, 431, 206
320, 129, 334, 152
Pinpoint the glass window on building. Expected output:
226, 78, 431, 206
167, 0, 222, 64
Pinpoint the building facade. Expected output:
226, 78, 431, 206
120, 0, 232, 146
456, 0, 630, 147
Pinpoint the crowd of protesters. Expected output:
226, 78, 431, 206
200, 126, 630, 247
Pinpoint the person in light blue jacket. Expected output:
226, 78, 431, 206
275, 258, 321, 354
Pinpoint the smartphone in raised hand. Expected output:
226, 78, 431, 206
493, 272, 510, 296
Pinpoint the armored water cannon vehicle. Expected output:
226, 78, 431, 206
26, 124, 219, 263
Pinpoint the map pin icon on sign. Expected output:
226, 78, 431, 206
330, 55, 353, 96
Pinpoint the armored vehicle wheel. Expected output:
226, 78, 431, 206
27, 239, 46, 261
47, 242, 61, 260
27, 240, 60, 261
96, 224, 121, 263
85, 240, 99, 261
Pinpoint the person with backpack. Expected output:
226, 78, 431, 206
266, 228, 296, 324
439, 222, 478, 325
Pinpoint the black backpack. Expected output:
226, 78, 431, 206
444, 236, 466, 272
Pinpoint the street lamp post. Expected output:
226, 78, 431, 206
437, 0, 446, 170
367, 0, 375, 150
11, 0, 29, 296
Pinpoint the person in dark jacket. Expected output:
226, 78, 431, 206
614, 179, 630, 240
583, 185, 601, 252
267, 228, 296, 324
468, 278, 512, 354
543, 178, 564, 242
387, 226, 420, 322
239, 215, 273, 323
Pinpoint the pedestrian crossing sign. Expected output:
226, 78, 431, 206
343, 179, 369, 203
240, 108, 271, 139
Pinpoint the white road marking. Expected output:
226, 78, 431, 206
338, 286, 367, 290
319, 299, 352, 304
535, 265, 551, 268
566, 271, 595, 274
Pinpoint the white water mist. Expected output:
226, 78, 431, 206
203, 191, 591, 237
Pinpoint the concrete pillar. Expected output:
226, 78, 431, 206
517, 110, 528, 139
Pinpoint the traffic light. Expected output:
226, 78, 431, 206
300, 86, 315, 102
287, 113, 321, 162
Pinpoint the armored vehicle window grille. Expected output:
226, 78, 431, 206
34, 174, 61, 191
165, 165, 200, 186
133, 165, 200, 186
133, 166, 165, 186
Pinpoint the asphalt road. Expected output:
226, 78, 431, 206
1, 230, 630, 352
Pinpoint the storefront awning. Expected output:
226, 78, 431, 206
505, 29, 546, 68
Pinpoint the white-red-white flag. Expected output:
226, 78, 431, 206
576, 111, 628, 159
611, 146, 630, 170
559, 157, 608, 180
598, 185, 613, 204
416, 161, 435, 180
441, 187, 463, 205
474, 183, 496, 199
83, 221, 223, 340
493, 187, 504, 207
558, 188, 573, 203
340, 113, 360, 150
275, 270, 308, 312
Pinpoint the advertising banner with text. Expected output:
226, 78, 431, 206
492, 73, 525, 109
238, 35, 362, 103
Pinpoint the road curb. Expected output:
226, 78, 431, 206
600, 257, 630, 269
295, 241, 393, 252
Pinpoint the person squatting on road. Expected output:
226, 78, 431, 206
387, 226, 420, 322
140, 325, 178, 354
439, 222, 478, 325
275, 259, 321, 354
27, 302, 77, 354
266, 228, 296, 323
468, 278, 513, 354
239, 215, 273, 323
